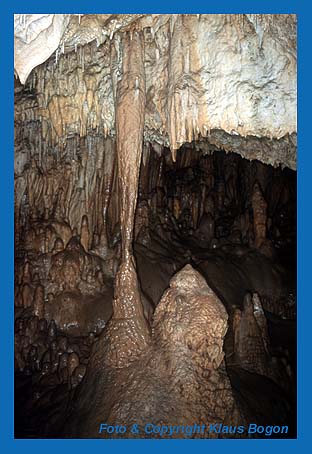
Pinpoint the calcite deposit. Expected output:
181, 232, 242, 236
66, 265, 244, 438
14, 14, 297, 168
14, 14, 297, 439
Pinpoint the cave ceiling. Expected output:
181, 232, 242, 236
14, 14, 297, 169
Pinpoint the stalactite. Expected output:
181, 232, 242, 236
80, 215, 90, 251
101, 137, 115, 252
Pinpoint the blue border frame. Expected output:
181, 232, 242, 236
0, 1, 309, 452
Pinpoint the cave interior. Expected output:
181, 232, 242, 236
14, 13, 297, 439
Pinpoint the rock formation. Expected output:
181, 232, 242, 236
67, 265, 244, 438
14, 14, 297, 439
14, 14, 296, 169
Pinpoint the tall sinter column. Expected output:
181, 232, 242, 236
105, 30, 151, 368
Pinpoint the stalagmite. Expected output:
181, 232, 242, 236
252, 181, 267, 248
22, 261, 32, 284
33, 285, 45, 319
21, 283, 32, 308
252, 293, 270, 354
233, 293, 269, 377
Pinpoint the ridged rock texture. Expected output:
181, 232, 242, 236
14, 14, 297, 169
